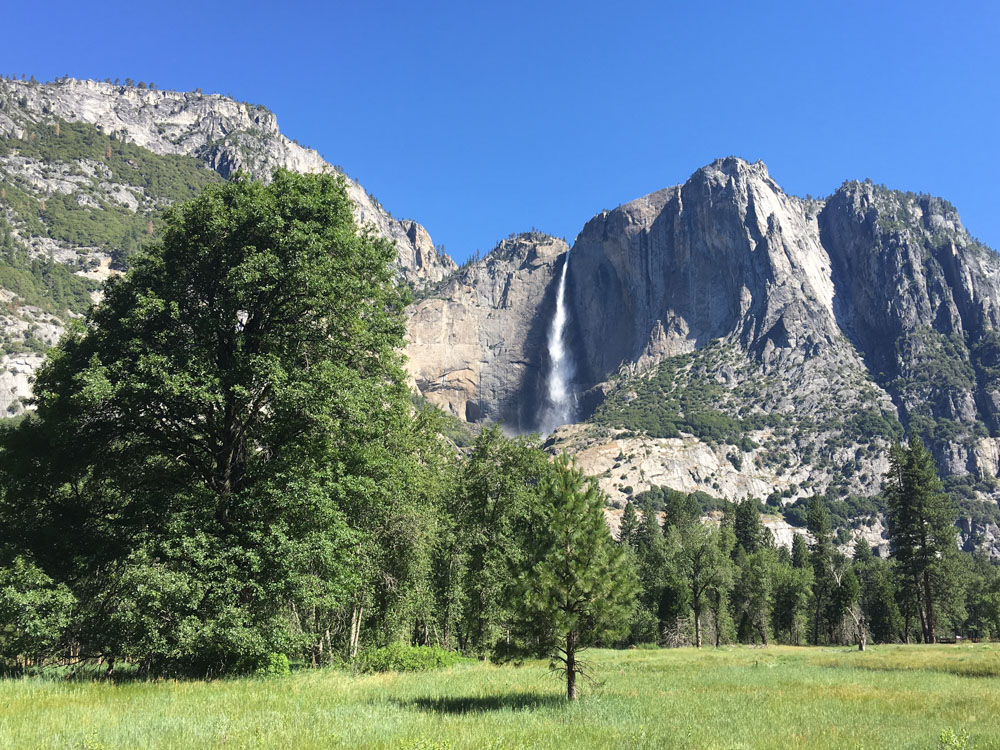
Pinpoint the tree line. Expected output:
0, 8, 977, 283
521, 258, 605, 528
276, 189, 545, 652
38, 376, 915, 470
618, 437, 1000, 650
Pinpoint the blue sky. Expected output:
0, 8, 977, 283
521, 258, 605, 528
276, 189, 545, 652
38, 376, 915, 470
2, 1, 998, 262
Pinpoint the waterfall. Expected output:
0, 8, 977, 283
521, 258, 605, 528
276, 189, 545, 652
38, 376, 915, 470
539, 252, 575, 435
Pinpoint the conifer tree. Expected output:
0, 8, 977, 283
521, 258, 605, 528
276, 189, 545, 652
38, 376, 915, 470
884, 438, 958, 643
791, 533, 810, 569
807, 497, 836, 643
633, 497, 668, 642
618, 501, 640, 549
501, 455, 637, 700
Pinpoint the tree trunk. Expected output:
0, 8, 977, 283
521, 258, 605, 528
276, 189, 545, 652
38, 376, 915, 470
694, 607, 702, 649
915, 576, 928, 643
349, 605, 364, 659
566, 631, 578, 701
922, 570, 936, 644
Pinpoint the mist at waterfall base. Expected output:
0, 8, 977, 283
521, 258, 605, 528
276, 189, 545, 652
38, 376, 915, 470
538, 253, 576, 436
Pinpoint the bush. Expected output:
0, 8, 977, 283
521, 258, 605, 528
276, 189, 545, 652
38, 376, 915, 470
355, 644, 462, 673
253, 652, 291, 677
0, 556, 75, 665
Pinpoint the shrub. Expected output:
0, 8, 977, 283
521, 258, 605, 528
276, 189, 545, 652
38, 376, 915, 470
253, 652, 291, 677
355, 644, 462, 673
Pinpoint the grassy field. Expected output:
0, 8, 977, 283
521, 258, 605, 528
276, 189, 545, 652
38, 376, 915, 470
1, 644, 998, 749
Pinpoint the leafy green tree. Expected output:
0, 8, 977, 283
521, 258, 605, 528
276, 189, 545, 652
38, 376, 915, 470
883, 438, 959, 643
501, 455, 637, 700
966, 555, 1000, 640
0, 556, 75, 667
853, 542, 902, 644
707, 524, 737, 646
732, 546, 774, 645
771, 558, 813, 645
0, 170, 411, 674
834, 565, 864, 649
671, 522, 731, 647
439, 426, 550, 655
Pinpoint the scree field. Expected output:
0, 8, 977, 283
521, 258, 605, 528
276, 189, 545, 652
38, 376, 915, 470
1, 645, 998, 749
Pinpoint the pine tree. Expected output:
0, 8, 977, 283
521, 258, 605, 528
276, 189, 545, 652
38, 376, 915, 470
733, 497, 767, 554
807, 497, 835, 644
633, 497, 668, 642
772, 557, 813, 645
791, 533, 810, 569
854, 544, 902, 644
618, 501, 640, 548
502, 454, 637, 700
884, 438, 958, 643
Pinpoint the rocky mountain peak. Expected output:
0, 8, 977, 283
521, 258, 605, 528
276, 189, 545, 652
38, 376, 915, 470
0, 77, 456, 286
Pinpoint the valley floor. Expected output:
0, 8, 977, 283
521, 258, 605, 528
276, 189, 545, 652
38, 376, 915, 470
2, 644, 998, 749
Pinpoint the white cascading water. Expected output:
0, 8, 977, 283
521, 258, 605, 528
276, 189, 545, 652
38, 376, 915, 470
539, 253, 575, 435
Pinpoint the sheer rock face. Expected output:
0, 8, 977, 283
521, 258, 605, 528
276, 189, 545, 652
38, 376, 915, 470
405, 233, 568, 430
0, 78, 455, 286
407, 158, 1000, 539
820, 183, 1000, 475
568, 158, 840, 381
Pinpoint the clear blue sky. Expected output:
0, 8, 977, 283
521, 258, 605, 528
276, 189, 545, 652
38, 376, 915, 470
2, 1, 998, 262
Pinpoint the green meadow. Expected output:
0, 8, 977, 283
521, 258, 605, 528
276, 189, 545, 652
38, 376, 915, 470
1, 644, 998, 749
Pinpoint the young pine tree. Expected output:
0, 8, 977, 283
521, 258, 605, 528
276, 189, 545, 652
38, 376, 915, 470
501, 454, 637, 700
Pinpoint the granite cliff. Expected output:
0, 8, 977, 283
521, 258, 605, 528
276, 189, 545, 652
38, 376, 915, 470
406, 157, 1000, 551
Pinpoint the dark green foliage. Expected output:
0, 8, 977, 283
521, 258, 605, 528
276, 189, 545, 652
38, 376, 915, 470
630, 498, 668, 643
791, 534, 810, 569
437, 426, 551, 655
356, 643, 462, 673
0, 218, 97, 318
806, 497, 840, 644
409, 393, 475, 448
671, 522, 734, 647
731, 546, 774, 645
0, 556, 75, 666
618, 501, 640, 548
852, 545, 903, 644
771, 562, 813, 645
632, 485, 726, 515
732, 497, 770, 555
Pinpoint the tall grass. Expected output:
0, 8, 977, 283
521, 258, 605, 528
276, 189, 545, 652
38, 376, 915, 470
0, 644, 997, 749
